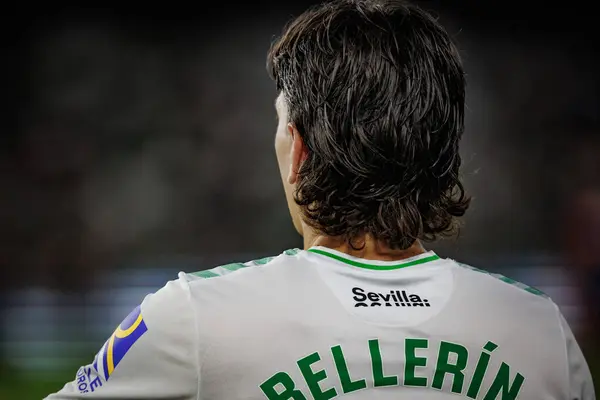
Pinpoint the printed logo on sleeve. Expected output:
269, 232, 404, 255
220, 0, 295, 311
352, 287, 430, 307
96, 305, 148, 381
75, 364, 104, 394
74, 305, 148, 393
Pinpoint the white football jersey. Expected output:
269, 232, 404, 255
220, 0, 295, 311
46, 247, 595, 399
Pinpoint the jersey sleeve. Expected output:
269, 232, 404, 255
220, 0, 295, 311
45, 275, 198, 400
557, 307, 596, 400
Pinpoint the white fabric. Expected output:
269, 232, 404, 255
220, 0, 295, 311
46, 248, 595, 399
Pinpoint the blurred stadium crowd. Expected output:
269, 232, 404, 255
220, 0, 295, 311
1, 1, 599, 397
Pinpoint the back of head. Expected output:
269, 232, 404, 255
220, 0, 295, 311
268, 0, 470, 250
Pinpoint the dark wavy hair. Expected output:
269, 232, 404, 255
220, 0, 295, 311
267, 0, 470, 250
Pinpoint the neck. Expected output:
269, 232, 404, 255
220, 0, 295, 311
302, 227, 426, 261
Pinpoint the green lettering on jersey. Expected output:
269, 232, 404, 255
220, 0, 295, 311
260, 372, 306, 400
369, 339, 398, 387
297, 352, 337, 400
331, 345, 367, 394
483, 362, 525, 400
432, 341, 469, 394
259, 339, 526, 399
404, 338, 428, 387
467, 341, 497, 398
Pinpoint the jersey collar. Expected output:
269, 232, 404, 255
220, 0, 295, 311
307, 246, 440, 271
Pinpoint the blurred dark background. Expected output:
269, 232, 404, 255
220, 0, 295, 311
1, 1, 599, 398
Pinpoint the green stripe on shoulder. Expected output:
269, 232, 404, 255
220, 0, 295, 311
457, 262, 549, 298
190, 270, 219, 278
189, 248, 300, 279
221, 263, 246, 272
252, 256, 275, 265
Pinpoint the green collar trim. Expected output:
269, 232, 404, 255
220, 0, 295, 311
307, 247, 440, 271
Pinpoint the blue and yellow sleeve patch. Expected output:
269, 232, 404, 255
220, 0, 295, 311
94, 305, 148, 381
